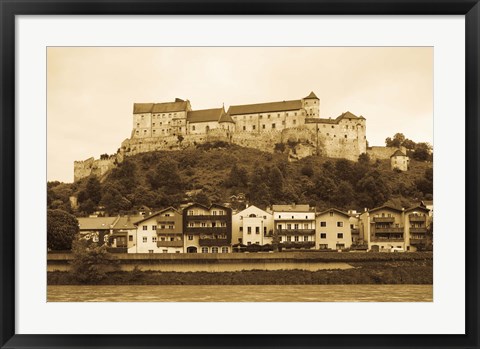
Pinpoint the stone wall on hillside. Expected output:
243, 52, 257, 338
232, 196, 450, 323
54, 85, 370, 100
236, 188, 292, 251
367, 146, 407, 161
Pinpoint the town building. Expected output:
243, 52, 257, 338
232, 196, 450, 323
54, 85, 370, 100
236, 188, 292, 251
232, 205, 274, 247
390, 149, 409, 171
359, 205, 406, 252
270, 204, 316, 250
183, 203, 232, 253
405, 205, 431, 252
315, 208, 353, 250
133, 207, 183, 253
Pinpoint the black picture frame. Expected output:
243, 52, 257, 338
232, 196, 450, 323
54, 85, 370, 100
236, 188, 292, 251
1, 1, 479, 348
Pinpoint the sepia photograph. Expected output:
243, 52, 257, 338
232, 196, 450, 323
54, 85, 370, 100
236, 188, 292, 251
46, 47, 433, 302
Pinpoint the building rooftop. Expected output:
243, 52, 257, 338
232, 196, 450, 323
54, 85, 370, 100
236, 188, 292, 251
187, 108, 227, 124
304, 91, 319, 99
133, 100, 188, 114
391, 149, 407, 157
227, 99, 303, 116
77, 217, 119, 230
272, 204, 312, 212
316, 208, 350, 218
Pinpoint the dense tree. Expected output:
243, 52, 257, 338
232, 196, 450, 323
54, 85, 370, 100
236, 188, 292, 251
70, 239, 118, 283
385, 133, 406, 147
412, 142, 433, 161
85, 176, 102, 204
331, 181, 355, 208
47, 209, 79, 250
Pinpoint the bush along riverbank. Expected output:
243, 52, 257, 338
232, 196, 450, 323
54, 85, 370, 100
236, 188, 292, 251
48, 259, 433, 285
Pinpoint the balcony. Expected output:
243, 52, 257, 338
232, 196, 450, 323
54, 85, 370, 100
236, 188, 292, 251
156, 216, 176, 224
184, 227, 228, 234
276, 229, 315, 236
351, 228, 360, 235
372, 217, 395, 223
409, 214, 426, 222
410, 227, 427, 233
371, 237, 404, 242
157, 240, 183, 248
410, 236, 427, 245
199, 238, 230, 246
375, 227, 404, 233
186, 215, 227, 220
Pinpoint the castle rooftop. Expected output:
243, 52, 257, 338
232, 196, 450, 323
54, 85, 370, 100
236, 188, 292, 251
227, 99, 303, 116
133, 100, 188, 114
187, 108, 229, 124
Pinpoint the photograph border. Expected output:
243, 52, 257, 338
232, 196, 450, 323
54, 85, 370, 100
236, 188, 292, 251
1, 0, 479, 348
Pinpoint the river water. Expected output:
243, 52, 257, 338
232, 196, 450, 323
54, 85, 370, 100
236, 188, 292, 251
48, 284, 432, 302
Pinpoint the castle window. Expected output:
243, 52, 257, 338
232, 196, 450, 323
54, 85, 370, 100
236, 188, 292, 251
286, 113, 289, 116
136, 131, 139, 135
293, 120, 296, 125
282, 121, 286, 125
259, 115, 262, 119
272, 123, 276, 129
141, 116, 144, 120
268, 115, 270, 119
327, 133, 329, 136
136, 123, 140, 127
152, 123, 155, 127
262, 125, 265, 129
323, 125, 326, 128
345, 135, 347, 138
192, 126, 195, 131
277, 114, 280, 117
331, 125, 334, 128
294, 112, 297, 116
243, 126, 246, 131
153, 130, 156, 133
252, 125, 256, 130
314, 101, 316, 104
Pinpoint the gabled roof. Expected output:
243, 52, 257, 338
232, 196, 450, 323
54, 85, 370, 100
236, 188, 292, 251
305, 111, 365, 125
134, 207, 181, 225
316, 208, 350, 218
77, 217, 119, 230
304, 91, 319, 99
272, 204, 312, 212
405, 205, 430, 213
368, 205, 403, 213
336, 111, 365, 121
391, 150, 407, 157
133, 100, 188, 114
219, 113, 235, 123
227, 99, 303, 116
114, 216, 144, 230
187, 108, 226, 124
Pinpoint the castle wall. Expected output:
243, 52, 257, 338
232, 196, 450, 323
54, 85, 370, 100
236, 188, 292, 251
367, 146, 407, 161
231, 109, 306, 133
74, 157, 117, 182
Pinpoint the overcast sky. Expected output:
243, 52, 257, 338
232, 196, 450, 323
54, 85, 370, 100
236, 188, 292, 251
47, 47, 433, 183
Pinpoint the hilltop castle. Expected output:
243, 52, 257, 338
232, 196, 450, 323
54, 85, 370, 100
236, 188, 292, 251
74, 92, 384, 182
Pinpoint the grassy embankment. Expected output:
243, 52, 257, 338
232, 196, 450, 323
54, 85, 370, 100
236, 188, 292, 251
48, 252, 433, 285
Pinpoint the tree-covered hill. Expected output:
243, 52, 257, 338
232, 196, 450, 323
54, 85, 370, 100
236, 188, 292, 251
48, 141, 432, 216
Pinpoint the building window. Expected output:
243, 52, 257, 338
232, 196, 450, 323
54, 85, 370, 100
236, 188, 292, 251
148, 250, 154, 253
255, 227, 260, 234
304, 236, 308, 241
143, 225, 147, 230
152, 225, 157, 230
201, 247, 209, 253
188, 235, 193, 240
212, 247, 219, 253
168, 225, 174, 229
329, 212, 334, 217
247, 227, 252, 234
304, 223, 308, 229
320, 222, 326, 227
337, 233, 344, 239
336, 243, 345, 250
294, 236, 299, 242
287, 236, 292, 242
320, 233, 326, 239
239, 227, 243, 232
152, 237, 157, 243
129, 235, 133, 241
143, 237, 147, 243
337, 222, 343, 227
188, 222, 194, 227
319, 244, 328, 249
221, 247, 229, 253
264, 227, 267, 235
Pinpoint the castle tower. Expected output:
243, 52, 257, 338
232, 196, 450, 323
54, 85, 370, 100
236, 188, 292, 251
301, 91, 320, 117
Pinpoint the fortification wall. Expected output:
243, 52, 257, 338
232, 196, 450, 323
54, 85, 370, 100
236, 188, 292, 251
367, 146, 407, 161
74, 156, 118, 182
75, 125, 368, 181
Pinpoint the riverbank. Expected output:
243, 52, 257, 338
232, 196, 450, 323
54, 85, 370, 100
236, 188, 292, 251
47, 259, 433, 285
